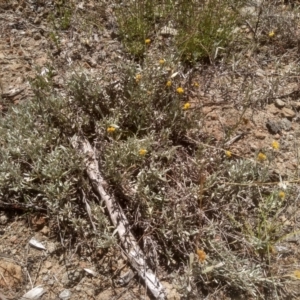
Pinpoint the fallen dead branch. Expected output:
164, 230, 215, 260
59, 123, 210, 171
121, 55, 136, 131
71, 136, 166, 300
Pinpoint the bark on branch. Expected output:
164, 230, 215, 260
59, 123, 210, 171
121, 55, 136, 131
71, 136, 166, 300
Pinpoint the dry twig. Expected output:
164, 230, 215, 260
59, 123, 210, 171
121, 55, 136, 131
71, 136, 166, 300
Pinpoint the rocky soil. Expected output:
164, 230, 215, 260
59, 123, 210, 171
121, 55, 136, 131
1, 0, 300, 299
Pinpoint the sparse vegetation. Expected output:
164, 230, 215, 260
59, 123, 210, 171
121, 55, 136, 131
115, 0, 240, 62
1, 0, 300, 298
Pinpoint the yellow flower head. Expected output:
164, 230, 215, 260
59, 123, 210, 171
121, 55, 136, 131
278, 191, 285, 199
272, 140, 279, 150
166, 80, 172, 87
159, 59, 165, 65
196, 249, 206, 262
176, 87, 184, 94
107, 126, 116, 133
182, 102, 191, 110
293, 270, 300, 279
135, 74, 142, 83
257, 152, 267, 162
268, 30, 275, 38
139, 149, 147, 156
145, 39, 151, 44
225, 150, 232, 158
193, 82, 199, 87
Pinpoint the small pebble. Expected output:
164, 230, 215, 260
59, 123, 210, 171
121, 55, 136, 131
274, 99, 285, 108
0, 215, 8, 225
59, 289, 71, 300
281, 107, 296, 119
254, 131, 266, 140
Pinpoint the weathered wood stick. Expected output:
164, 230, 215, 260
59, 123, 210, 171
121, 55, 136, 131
71, 136, 166, 300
